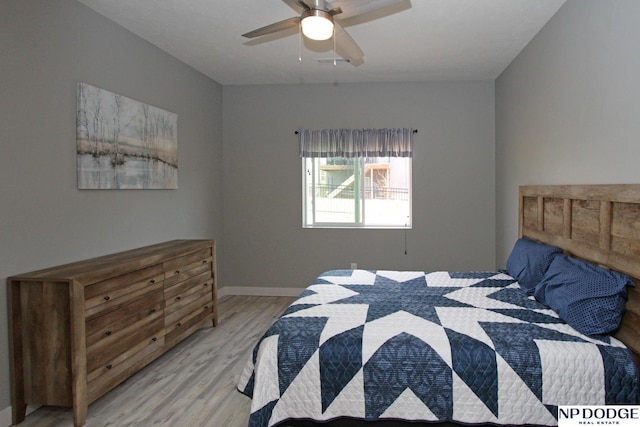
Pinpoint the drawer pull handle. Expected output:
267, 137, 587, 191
175, 296, 181, 301
103, 296, 110, 301
150, 279, 156, 284
175, 270, 180, 274
204, 306, 209, 311
176, 322, 182, 328
150, 308, 157, 314
151, 337, 157, 342
203, 283, 208, 287
105, 330, 112, 336
202, 260, 207, 264
106, 364, 113, 370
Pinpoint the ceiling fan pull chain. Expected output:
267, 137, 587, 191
333, 27, 336, 66
298, 21, 303, 63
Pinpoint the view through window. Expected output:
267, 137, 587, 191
303, 156, 411, 228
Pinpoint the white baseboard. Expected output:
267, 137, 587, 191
0, 406, 10, 427
218, 286, 303, 298
1, 404, 39, 427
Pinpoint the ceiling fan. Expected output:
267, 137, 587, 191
242, 0, 405, 65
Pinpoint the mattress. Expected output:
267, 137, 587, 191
238, 269, 639, 427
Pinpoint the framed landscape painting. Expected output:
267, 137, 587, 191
76, 82, 178, 189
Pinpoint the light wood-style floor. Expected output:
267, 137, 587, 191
16, 295, 296, 427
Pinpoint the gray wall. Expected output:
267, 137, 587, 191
222, 82, 496, 290
495, 0, 640, 266
0, 0, 223, 417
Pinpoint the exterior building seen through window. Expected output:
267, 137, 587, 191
303, 156, 411, 228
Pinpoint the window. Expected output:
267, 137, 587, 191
299, 128, 413, 229
303, 156, 411, 228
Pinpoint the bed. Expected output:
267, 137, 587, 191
237, 184, 640, 427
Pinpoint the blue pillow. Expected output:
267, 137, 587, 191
506, 237, 563, 294
534, 254, 633, 336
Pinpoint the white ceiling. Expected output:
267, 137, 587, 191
76, 0, 566, 85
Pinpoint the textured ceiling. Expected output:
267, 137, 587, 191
76, 0, 566, 85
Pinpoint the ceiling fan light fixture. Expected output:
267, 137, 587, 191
301, 9, 334, 41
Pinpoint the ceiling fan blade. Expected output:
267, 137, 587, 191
242, 17, 300, 38
334, 22, 364, 65
280, 0, 310, 13
330, 0, 404, 20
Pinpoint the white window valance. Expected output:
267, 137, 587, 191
298, 128, 414, 158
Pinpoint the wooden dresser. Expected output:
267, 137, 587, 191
8, 239, 217, 427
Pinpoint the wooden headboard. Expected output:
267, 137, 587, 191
519, 184, 640, 366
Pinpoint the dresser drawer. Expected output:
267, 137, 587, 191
87, 335, 165, 404
165, 303, 213, 346
165, 288, 213, 340
85, 265, 164, 319
165, 283, 212, 321
164, 250, 213, 287
165, 274, 213, 305
86, 290, 163, 348
87, 313, 164, 375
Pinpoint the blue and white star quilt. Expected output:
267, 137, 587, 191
238, 270, 639, 427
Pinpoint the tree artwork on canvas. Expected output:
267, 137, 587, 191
76, 82, 178, 189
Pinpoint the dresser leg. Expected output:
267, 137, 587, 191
8, 279, 27, 425
70, 279, 88, 427
11, 402, 27, 425
73, 401, 88, 427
